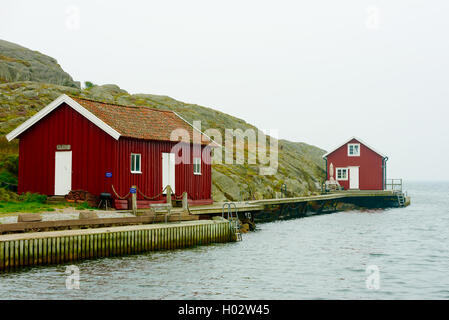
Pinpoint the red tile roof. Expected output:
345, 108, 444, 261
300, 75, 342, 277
71, 97, 210, 145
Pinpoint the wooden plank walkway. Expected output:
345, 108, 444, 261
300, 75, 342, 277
0, 214, 199, 235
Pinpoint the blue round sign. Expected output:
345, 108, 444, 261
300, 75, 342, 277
105, 172, 112, 178
130, 187, 136, 194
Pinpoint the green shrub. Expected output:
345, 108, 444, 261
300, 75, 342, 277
75, 201, 91, 210
0, 154, 19, 176
0, 170, 17, 185
19, 192, 47, 203
0, 187, 18, 201
84, 81, 96, 89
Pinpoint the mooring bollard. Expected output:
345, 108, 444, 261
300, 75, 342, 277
182, 192, 188, 212
166, 185, 172, 207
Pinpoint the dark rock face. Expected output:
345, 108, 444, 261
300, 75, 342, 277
0, 39, 80, 88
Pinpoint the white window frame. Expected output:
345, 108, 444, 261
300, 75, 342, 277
336, 168, 348, 181
347, 143, 360, 157
130, 153, 142, 174
193, 157, 201, 175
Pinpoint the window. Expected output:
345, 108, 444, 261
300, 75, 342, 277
348, 143, 360, 156
131, 153, 141, 173
336, 168, 348, 181
193, 157, 201, 175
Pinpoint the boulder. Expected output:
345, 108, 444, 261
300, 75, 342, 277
18, 213, 42, 222
78, 211, 98, 219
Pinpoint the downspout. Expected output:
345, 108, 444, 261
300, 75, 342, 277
324, 157, 328, 193
382, 156, 388, 190
324, 157, 328, 181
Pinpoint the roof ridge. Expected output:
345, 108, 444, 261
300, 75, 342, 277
70, 95, 174, 113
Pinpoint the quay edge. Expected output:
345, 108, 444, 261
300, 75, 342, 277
0, 220, 236, 272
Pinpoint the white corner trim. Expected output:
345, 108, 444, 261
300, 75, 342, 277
172, 111, 222, 148
322, 136, 386, 158
6, 94, 121, 141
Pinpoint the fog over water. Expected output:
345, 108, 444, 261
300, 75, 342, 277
1, 0, 448, 180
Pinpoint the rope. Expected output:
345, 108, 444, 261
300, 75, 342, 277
111, 185, 130, 200
112, 185, 190, 215
136, 185, 169, 200
136, 185, 186, 201
174, 192, 185, 200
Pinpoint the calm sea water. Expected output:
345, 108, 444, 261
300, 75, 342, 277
1, 181, 448, 299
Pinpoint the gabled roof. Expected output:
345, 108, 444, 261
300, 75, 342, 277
322, 136, 386, 158
6, 94, 216, 146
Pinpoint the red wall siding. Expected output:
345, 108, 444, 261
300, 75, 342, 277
17, 103, 212, 201
326, 139, 384, 190
18, 103, 116, 195
114, 138, 212, 200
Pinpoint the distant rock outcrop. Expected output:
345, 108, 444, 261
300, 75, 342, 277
0, 39, 326, 201
0, 39, 80, 88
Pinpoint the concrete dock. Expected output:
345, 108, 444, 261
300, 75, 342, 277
0, 219, 235, 271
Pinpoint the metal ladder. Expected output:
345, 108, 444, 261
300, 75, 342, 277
394, 190, 406, 207
222, 202, 242, 241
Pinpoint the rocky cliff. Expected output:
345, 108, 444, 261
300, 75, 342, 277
0, 40, 79, 88
0, 40, 326, 201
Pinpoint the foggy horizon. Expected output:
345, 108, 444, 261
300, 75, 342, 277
1, 0, 448, 181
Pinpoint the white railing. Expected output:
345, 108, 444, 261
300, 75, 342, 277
385, 179, 402, 191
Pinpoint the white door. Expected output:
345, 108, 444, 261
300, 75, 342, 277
349, 166, 359, 189
162, 153, 175, 193
54, 151, 72, 195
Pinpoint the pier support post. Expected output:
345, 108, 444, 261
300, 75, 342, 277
131, 185, 137, 216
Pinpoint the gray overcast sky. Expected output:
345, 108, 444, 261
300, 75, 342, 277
1, 0, 448, 181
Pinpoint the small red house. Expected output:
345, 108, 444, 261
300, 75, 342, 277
322, 137, 388, 190
6, 94, 215, 208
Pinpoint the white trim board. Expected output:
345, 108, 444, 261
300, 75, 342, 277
6, 94, 121, 141
322, 136, 386, 158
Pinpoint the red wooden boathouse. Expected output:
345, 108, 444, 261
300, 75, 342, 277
6, 94, 215, 208
322, 137, 388, 190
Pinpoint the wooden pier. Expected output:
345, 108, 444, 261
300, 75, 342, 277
186, 190, 410, 216
0, 190, 410, 271
0, 220, 235, 271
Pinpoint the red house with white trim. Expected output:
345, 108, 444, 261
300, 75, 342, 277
322, 137, 388, 190
6, 94, 216, 208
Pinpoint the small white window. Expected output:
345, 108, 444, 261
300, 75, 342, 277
193, 157, 201, 175
348, 143, 360, 156
131, 153, 141, 173
336, 168, 348, 181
